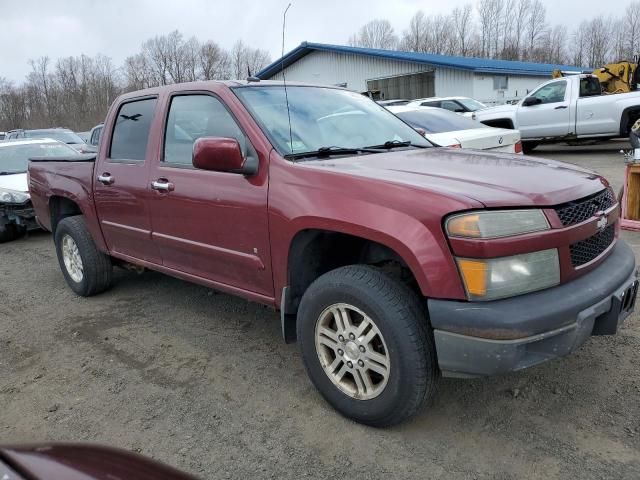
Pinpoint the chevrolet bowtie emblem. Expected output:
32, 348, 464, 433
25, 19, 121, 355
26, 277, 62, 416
596, 215, 608, 231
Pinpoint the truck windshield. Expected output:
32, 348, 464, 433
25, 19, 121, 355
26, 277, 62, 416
0, 140, 78, 174
233, 85, 431, 158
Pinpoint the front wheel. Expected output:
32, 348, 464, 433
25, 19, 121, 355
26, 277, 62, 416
297, 265, 438, 427
54, 216, 113, 296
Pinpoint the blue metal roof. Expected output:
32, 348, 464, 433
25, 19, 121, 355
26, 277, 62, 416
257, 42, 586, 79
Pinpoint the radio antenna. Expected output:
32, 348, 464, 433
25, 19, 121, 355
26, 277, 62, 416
282, 3, 294, 153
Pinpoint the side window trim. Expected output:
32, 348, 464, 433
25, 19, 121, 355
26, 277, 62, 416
160, 91, 251, 169
107, 95, 158, 164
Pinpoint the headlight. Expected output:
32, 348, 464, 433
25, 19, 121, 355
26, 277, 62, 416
456, 249, 560, 301
0, 188, 30, 204
446, 209, 549, 239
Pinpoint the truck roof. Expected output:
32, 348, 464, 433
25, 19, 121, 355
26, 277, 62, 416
117, 79, 342, 101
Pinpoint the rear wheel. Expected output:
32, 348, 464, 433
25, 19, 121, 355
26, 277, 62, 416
297, 265, 438, 427
54, 216, 112, 296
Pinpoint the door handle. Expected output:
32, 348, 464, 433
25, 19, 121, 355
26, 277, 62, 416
555, 105, 568, 110
151, 179, 175, 192
97, 173, 114, 185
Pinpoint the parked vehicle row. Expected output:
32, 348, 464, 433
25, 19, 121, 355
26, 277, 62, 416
27, 79, 637, 427
4, 128, 86, 152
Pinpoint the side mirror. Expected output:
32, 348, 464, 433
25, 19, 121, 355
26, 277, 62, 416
522, 97, 541, 107
414, 127, 427, 136
192, 137, 251, 174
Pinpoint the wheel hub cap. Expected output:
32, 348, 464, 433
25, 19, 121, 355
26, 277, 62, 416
314, 303, 390, 400
344, 341, 360, 361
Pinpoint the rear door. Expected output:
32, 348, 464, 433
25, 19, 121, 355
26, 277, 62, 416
146, 91, 273, 297
93, 97, 162, 264
516, 80, 571, 138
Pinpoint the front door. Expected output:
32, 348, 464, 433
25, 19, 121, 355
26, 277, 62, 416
146, 93, 273, 297
516, 80, 571, 138
93, 97, 162, 264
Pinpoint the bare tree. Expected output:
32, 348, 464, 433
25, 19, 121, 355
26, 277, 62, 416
400, 11, 428, 52
199, 41, 230, 80
526, 0, 548, 59
625, 1, 640, 59
229, 40, 271, 79
452, 5, 474, 56
348, 19, 398, 50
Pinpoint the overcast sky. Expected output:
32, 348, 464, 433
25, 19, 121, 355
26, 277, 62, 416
0, 0, 616, 82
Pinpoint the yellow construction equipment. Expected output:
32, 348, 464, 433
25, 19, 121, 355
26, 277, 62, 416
553, 59, 640, 94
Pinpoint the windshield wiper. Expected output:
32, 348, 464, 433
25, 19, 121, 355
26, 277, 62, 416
284, 146, 383, 160
365, 140, 428, 150
0, 171, 22, 175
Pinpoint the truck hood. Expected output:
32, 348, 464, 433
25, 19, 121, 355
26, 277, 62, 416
0, 173, 28, 193
302, 148, 607, 207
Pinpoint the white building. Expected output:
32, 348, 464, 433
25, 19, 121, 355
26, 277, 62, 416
256, 42, 585, 105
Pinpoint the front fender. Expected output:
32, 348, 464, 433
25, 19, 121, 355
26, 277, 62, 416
270, 195, 466, 304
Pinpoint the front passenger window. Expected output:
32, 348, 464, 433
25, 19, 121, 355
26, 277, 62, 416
531, 81, 567, 104
164, 95, 247, 165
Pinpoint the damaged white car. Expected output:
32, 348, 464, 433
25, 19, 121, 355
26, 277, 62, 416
0, 138, 80, 242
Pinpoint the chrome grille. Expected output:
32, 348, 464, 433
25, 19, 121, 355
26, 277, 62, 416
569, 225, 615, 267
555, 189, 616, 227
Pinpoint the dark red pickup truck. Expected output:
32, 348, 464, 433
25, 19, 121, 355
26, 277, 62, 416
28, 80, 638, 426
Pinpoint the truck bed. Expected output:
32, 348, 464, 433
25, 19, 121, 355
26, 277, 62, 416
28, 154, 98, 233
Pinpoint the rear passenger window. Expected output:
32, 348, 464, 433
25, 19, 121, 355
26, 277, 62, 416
163, 95, 246, 165
109, 98, 157, 161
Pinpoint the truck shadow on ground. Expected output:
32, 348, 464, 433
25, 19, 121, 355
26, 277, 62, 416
91, 267, 637, 435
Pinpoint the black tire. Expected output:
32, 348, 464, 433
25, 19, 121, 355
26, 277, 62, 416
0, 223, 17, 243
54, 215, 112, 296
522, 141, 539, 154
297, 265, 438, 427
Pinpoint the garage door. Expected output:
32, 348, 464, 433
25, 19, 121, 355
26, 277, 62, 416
366, 71, 435, 100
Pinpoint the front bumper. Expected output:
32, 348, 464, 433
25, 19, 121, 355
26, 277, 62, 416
1, 202, 38, 230
429, 241, 638, 378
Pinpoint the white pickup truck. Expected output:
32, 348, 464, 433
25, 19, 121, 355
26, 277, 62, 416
474, 74, 640, 152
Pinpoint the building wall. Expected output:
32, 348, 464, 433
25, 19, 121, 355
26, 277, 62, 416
472, 74, 550, 105
270, 50, 434, 92
270, 50, 553, 104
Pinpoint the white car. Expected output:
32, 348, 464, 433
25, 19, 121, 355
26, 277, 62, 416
0, 138, 80, 242
387, 105, 522, 154
405, 96, 488, 117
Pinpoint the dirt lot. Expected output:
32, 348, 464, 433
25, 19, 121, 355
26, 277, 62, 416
1, 141, 639, 479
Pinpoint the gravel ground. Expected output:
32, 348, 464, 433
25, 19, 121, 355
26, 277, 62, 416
1, 141, 639, 479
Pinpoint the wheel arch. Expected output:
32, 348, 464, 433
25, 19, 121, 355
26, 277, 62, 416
480, 118, 515, 130
619, 106, 640, 136
49, 195, 83, 233
47, 193, 108, 252
279, 223, 448, 343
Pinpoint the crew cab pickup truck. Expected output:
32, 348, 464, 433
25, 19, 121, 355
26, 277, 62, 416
28, 80, 638, 427
474, 74, 640, 152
